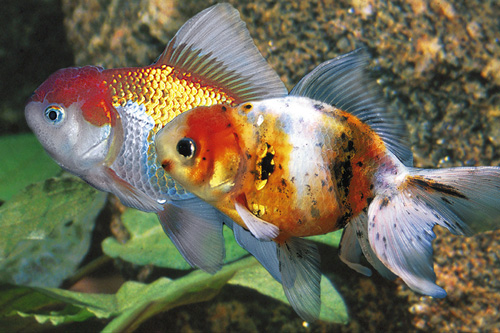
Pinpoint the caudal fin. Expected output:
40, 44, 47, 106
367, 166, 500, 297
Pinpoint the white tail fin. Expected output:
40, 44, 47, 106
367, 166, 500, 297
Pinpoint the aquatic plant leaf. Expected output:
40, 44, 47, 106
307, 229, 343, 248
0, 176, 107, 287
0, 283, 116, 330
229, 264, 349, 324
102, 209, 248, 269
0, 134, 61, 201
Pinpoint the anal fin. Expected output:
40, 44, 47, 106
278, 237, 321, 322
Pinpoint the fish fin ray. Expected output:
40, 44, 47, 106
156, 3, 287, 101
235, 201, 279, 241
339, 221, 372, 277
102, 167, 163, 212
228, 219, 282, 283
405, 167, 500, 234
342, 212, 397, 279
368, 166, 500, 294
290, 48, 412, 166
278, 237, 321, 322
157, 197, 225, 274
367, 192, 446, 297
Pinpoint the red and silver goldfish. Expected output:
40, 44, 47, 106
24, 4, 287, 275
155, 49, 500, 321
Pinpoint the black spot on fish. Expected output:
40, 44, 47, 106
356, 230, 364, 239
281, 178, 287, 187
321, 179, 327, 187
313, 103, 324, 111
409, 176, 467, 199
376, 232, 380, 241
379, 197, 390, 210
257, 143, 275, 181
244, 104, 252, 110
337, 211, 352, 228
202, 157, 206, 161
246, 152, 252, 160
357, 161, 363, 167
221, 105, 227, 112
441, 197, 452, 204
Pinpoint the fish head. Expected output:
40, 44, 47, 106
25, 66, 122, 176
155, 104, 244, 202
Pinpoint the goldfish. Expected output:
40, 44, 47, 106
154, 48, 500, 321
24, 4, 287, 276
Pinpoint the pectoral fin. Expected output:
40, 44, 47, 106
102, 167, 163, 212
157, 197, 225, 274
235, 201, 279, 241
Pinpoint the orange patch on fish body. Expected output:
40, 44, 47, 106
198, 99, 388, 239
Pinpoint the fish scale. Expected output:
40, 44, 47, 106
106, 65, 232, 130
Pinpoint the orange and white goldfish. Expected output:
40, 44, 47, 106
24, 4, 287, 275
155, 49, 500, 321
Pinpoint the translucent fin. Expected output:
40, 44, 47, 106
157, 197, 225, 274
345, 212, 397, 280
103, 167, 163, 212
405, 166, 500, 234
339, 220, 372, 277
278, 237, 321, 322
230, 220, 282, 283
367, 193, 446, 297
290, 49, 412, 166
235, 201, 280, 241
156, 3, 287, 102
368, 165, 500, 297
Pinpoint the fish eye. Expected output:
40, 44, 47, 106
44, 105, 65, 125
176, 138, 196, 159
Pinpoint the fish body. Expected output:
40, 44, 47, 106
159, 97, 385, 239
155, 49, 500, 321
25, 4, 287, 275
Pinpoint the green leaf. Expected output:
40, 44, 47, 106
102, 209, 249, 269
0, 284, 114, 330
0, 134, 61, 201
307, 229, 343, 248
0, 176, 107, 287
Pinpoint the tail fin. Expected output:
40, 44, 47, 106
367, 166, 500, 297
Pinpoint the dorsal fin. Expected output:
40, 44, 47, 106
155, 3, 287, 102
290, 49, 413, 166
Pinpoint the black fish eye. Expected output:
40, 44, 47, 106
176, 138, 196, 159
44, 105, 65, 125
